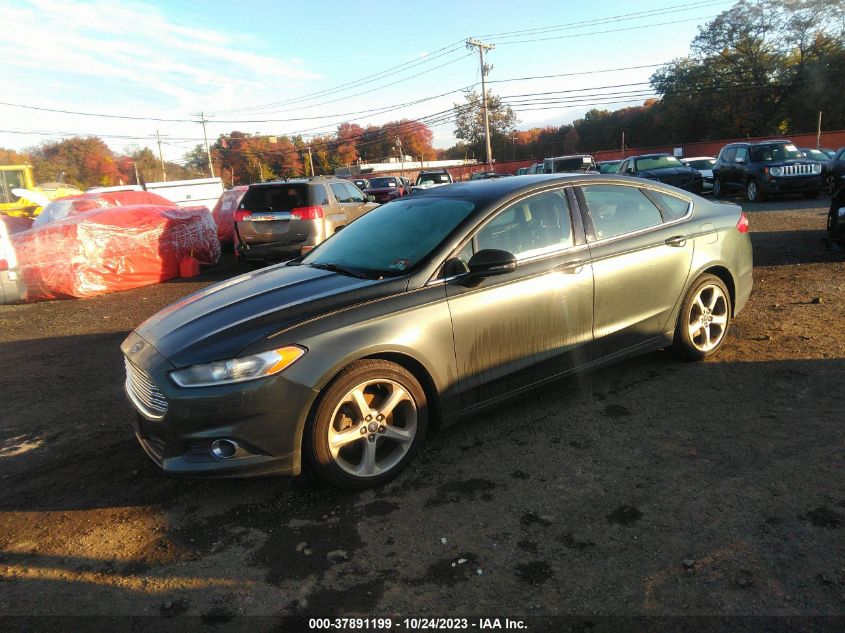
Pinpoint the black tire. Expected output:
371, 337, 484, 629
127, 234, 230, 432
745, 179, 763, 202
303, 359, 428, 490
712, 177, 723, 198
673, 274, 733, 361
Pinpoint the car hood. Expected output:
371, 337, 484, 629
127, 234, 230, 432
638, 166, 700, 184
131, 264, 405, 368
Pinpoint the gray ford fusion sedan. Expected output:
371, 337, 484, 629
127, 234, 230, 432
122, 174, 752, 489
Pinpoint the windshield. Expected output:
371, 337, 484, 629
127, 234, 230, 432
597, 161, 622, 174
801, 149, 828, 161
416, 173, 451, 185
302, 197, 476, 276
685, 159, 716, 170
749, 143, 803, 162
368, 177, 397, 188
635, 156, 683, 170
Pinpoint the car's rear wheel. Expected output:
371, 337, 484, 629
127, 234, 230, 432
674, 274, 732, 361
745, 179, 763, 202
304, 360, 428, 490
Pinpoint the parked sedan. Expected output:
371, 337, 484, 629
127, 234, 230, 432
123, 175, 752, 489
618, 154, 704, 193
363, 176, 409, 203
681, 156, 717, 192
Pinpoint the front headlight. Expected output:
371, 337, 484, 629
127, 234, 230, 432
769, 166, 784, 177
170, 346, 306, 388
812, 163, 822, 174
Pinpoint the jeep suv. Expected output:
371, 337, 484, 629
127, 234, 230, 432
712, 141, 824, 202
234, 176, 378, 263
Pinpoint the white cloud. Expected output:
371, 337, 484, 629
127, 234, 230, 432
1, 0, 322, 159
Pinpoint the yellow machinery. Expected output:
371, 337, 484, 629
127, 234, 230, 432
0, 165, 82, 217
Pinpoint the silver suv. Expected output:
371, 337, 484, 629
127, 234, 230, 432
234, 176, 379, 263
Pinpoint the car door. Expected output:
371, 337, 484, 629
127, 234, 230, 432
575, 182, 694, 358
444, 187, 594, 409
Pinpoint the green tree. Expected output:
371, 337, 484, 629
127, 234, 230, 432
453, 90, 517, 163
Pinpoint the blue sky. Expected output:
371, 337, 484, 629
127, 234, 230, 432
3, 0, 734, 163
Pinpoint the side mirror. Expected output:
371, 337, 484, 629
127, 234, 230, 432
466, 249, 517, 279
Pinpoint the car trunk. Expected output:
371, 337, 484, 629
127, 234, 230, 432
236, 184, 311, 246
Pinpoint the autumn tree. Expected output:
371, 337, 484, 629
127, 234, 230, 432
26, 137, 121, 188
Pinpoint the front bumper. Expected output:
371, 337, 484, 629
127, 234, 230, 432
760, 175, 823, 195
122, 333, 319, 477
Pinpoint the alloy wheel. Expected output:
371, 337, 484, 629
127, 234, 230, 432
326, 378, 418, 478
686, 284, 729, 352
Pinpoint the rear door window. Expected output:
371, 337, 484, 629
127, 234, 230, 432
580, 184, 664, 241
343, 183, 365, 203
330, 183, 352, 203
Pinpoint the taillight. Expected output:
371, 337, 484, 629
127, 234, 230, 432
736, 211, 749, 233
233, 210, 252, 222
290, 206, 323, 220
0, 259, 8, 272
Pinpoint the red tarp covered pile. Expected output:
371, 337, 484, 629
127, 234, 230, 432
210, 186, 248, 243
34, 190, 175, 227
13, 204, 220, 302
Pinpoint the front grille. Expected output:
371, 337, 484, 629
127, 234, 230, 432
779, 164, 816, 177
125, 358, 168, 419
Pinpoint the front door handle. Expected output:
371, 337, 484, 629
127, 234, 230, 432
665, 235, 687, 247
555, 260, 586, 274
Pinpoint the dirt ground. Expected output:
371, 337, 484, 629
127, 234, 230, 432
0, 196, 843, 628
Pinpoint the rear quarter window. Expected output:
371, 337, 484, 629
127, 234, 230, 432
580, 184, 664, 241
645, 189, 691, 221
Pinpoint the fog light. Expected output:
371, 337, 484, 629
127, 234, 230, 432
210, 439, 238, 459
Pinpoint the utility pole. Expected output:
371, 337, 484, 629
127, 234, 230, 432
155, 130, 167, 181
396, 137, 404, 178
466, 38, 495, 167
816, 111, 823, 149
194, 111, 215, 177
307, 146, 314, 177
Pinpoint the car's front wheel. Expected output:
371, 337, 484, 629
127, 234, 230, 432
674, 274, 732, 361
712, 177, 723, 198
826, 175, 836, 196
304, 359, 428, 490
746, 179, 763, 202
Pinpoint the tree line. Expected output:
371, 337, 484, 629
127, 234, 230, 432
446, 0, 845, 162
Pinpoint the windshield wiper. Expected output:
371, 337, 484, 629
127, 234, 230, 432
309, 262, 370, 279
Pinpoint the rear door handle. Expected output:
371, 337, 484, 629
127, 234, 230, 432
555, 260, 586, 274
665, 235, 687, 247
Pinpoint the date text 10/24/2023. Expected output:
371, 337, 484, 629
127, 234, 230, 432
308, 618, 527, 630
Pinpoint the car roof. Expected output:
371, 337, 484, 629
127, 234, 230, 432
410, 173, 664, 200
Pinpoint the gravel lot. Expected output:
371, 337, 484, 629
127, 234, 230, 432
0, 196, 843, 626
